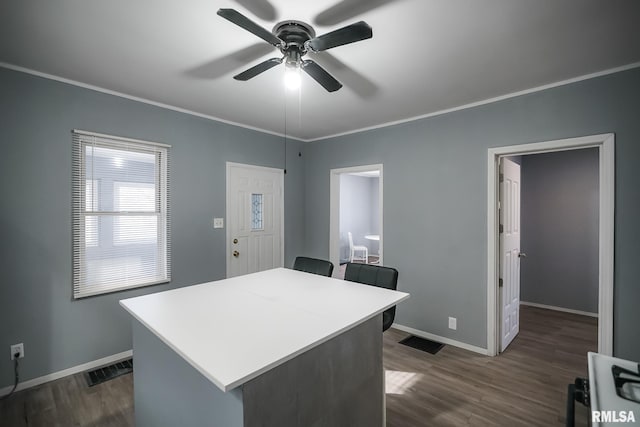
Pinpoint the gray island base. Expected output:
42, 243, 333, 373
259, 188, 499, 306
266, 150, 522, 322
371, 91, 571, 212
132, 315, 383, 427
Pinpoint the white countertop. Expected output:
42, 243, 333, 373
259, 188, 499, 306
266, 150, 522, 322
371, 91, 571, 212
120, 268, 409, 392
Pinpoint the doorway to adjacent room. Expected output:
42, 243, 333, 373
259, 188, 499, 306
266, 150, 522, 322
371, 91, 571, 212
329, 164, 383, 278
487, 134, 614, 357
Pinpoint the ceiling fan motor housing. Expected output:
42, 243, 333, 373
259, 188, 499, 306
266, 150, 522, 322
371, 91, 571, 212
273, 21, 315, 66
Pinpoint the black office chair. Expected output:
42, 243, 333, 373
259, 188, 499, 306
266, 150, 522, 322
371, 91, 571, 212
344, 263, 399, 332
292, 256, 334, 277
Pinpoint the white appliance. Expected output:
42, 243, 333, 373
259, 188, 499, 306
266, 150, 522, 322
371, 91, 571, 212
568, 352, 640, 426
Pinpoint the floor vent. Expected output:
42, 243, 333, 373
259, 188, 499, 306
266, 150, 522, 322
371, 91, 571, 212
85, 358, 133, 387
398, 336, 444, 354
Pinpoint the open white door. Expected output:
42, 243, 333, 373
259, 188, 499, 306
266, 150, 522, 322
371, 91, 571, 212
500, 158, 521, 352
226, 163, 284, 278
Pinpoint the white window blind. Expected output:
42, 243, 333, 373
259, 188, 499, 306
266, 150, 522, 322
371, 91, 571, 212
72, 130, 171, 299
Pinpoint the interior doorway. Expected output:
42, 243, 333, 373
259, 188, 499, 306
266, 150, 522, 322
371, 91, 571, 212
487, 134, 614, 356
329, 164, 383, 278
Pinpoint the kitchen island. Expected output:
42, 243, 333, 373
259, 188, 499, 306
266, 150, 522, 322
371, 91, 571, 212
120, 267, 409, 427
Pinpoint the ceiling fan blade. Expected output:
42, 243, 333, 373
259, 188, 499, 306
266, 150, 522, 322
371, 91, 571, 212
217, 8, 282, 47
234, 57, 282, 81
313, 52, 379, 98
185, 43, 275, 79
301, 60, 343, 92
314, 0, 395, 26
306, 21, 372, 52
233, 0, 277, 21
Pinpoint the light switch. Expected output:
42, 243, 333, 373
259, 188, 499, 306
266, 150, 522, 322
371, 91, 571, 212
213, 218, 224, 229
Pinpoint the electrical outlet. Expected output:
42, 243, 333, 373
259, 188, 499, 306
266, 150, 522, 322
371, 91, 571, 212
10, 343, 24, 360
448, 317, 457, 330
213, 218, 224, 229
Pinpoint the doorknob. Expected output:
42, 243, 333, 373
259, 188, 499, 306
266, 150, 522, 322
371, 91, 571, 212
233, 250, 240, 258
518, 252, 527, 258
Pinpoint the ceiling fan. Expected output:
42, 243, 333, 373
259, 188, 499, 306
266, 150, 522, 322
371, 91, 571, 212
217, 8, 373, 92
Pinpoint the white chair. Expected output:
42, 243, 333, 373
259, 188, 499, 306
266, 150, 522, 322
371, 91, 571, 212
348, 232, 368, 264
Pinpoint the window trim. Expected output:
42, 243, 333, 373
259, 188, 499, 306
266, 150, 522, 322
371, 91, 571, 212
72, 129, 171, 299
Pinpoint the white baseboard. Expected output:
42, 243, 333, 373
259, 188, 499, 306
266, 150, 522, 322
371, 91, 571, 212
0, 349, 133, 397
391, 323, 488, 356
520, 301, 598, 318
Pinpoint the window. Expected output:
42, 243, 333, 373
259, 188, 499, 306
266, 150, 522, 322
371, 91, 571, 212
113, 182, 157, 245
251, 193, 264, 231
85, 180, 99, 247
72, 130, 170, 298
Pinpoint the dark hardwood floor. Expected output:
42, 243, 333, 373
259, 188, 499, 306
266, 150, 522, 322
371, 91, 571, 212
384, 305, 596, 426
0, 305, 596, 426
0, 371, 133, 427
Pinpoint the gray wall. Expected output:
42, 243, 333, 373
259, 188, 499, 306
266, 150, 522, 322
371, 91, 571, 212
506, 155, 522, 165
2, 64, 640, 390
339, 174, 379, 261
520, 149, 599, 313
0, 67, 305, 388
303, 67, 640, 360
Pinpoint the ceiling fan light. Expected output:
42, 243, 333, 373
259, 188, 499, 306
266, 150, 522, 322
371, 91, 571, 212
284, 66, 301, 90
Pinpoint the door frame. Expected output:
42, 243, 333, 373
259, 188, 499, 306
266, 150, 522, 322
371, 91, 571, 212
226, 162, 285, 277
329, 164, 384, 276
486, 134, 614, 356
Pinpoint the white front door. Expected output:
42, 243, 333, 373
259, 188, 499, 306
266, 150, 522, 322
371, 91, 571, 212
500, 158, 521, 352
226, 163, 284, 278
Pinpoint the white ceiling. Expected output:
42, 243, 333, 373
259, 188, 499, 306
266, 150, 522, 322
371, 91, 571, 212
1, 0, 639, 141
